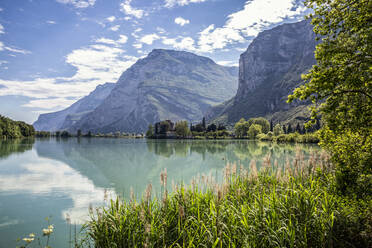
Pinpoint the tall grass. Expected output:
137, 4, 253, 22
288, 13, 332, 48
83, 151, 371, 248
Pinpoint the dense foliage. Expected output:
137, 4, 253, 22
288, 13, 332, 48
0, 115, 35, 139
288, 0, 372, 196
175, 121, 191, 138
85, 156, 372, 248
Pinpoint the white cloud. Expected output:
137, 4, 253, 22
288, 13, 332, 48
95, 38, 117, 45
174, 17, 190, 26
46, 20, 56, 24
217, 60, 239, 67
106, 16, 116, 22
162, 36, 196, 51
0, 44, 138, 110
0, 41, 31, 54
131, 27, 142, 38
94, 35, 127, 47
198, 24, 244, 53
0, 41, 3, 51
133, 43, 143, 49
55, 0, 96, 8
0, 24, 4, 34
140, 33, 160, 45
196, 0, 307, 52
110, 25, 120, 31
165, 0, 207, 8
120, 0, 146, 19
0, 8, 3, 11
117, 34, 128, 44
23, 98, 77, 109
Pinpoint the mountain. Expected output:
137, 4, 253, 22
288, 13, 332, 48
33, 83, 115, 131
206, 20, 316, 126
68, 49, 238, 133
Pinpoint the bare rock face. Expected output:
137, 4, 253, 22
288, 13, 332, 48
69, 49, 238, 133
33, 83, 115, 131
207, 20, 316, 124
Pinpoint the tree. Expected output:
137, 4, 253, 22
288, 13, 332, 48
193, 124, 204, 132
77, 129, 82, 137
234, 118, 250, 138
175, 121, 190, 138
295, 123, 301, 134
247, 117, 270, 134
282, 125, 287, 134
146, 124, 154, 137
202, 117, 206, 130
270, 120, 273, 132
288, 0, 372, 196
247, 124, 262, 139
159, 121, 171, 134
207, 123, 217, 132
273, 124, 283, 136
287, 124, 293, 133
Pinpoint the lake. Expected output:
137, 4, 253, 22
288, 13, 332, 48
0, 138, 320, 247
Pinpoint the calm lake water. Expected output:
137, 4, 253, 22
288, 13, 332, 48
0, 138, 320, 247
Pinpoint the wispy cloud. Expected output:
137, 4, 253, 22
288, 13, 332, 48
174, 17, 190, 26
0, 44, 138, 110
110, 25, 120, 31
0, 24, 4, 34
46, 20, 56, 25
55, 0, 96, 8
106, 16, 116, 22
94, 35, 128, 46
0, 41, 31, 54
120, 0, 146, 19
165, 0, 207, 8
216, 60, 238, 67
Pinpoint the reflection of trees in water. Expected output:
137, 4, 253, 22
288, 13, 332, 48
0, 138, 35, 159
148, 140, 232, 159
35, 138, 321, 199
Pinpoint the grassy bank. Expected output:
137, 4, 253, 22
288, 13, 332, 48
83, 153, 371, 248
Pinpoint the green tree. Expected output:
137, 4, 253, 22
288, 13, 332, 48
146, 124, 154, 137
247, 117, 270, 134
288, 0, 372, 196
234, 118, 250, 138
247, 124, 262, 139
175, 121, 190, 138
273, 124, 283, 136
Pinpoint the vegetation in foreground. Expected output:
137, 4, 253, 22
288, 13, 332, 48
84, 153, 371, 248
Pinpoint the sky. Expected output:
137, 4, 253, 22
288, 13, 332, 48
0, 0, 309, 124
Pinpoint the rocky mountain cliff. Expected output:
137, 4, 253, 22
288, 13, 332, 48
33, 83, 115, 131
206, 20, 316, 125
61, 49, 238, 133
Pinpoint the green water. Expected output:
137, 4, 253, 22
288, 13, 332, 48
0, 138, 320, 247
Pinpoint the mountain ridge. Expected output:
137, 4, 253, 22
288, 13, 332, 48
206, 20, 316, 126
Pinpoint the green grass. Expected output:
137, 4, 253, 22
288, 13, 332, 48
83, 153, 371, 248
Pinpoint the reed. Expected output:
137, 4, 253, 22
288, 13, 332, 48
83, 152, 371, 248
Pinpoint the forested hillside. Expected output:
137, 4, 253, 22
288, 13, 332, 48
0, 115, 35, 139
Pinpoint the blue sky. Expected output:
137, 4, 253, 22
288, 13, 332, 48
0, 0, 309, 124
